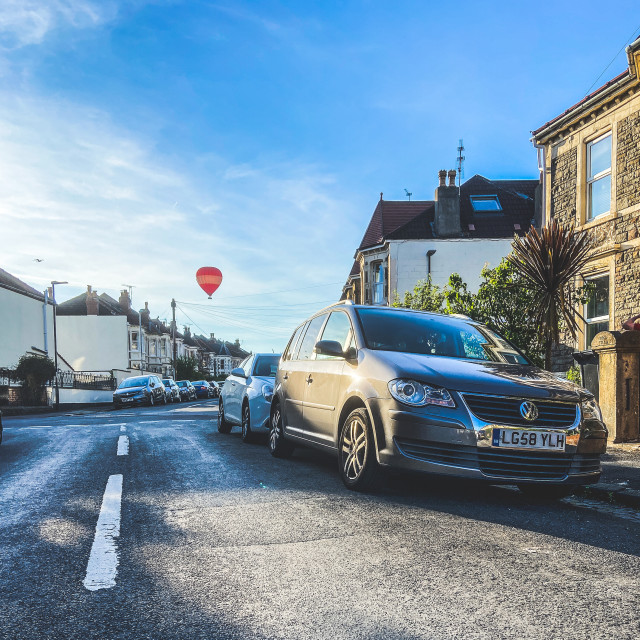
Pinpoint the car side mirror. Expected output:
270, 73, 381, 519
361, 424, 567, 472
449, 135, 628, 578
231, 367, 245, 377
314, 340, 346, 359
150, 382, 155, 387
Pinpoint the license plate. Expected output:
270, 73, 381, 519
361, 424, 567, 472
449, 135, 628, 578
492, 428, 566, 452
122, 397, 133, 403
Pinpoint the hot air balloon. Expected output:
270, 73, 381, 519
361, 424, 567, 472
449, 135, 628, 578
196, 267, 223, 299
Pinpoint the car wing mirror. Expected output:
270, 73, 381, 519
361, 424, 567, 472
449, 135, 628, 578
314, 340, 346, 359
231, 367, 245, 377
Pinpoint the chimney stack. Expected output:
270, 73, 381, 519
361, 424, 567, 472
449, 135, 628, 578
86, 285, 99, 315
210, 333, 215, 340
141, 301, 150, 327
119, 289, 131, 310
434, 169, 461, 238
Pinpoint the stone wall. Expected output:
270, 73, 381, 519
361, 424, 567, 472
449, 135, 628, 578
616, 111, 640, 211
550, 147, 577, 224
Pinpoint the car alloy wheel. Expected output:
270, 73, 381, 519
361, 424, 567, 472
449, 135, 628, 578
338, 408, 379, 491
269, 404, 294, 458
241, 404, 252, 443
217, 399, 232, 434
149, 394, 155, 407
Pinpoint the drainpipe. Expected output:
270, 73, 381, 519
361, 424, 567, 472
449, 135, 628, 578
426, 249, 437, 276
43, 289, 49, 356
534, 142, 547, 227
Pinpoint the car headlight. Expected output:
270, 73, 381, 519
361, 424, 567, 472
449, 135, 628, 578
262, 383, 274, 402
388, 379, 455, 408
581, 397, 602, 422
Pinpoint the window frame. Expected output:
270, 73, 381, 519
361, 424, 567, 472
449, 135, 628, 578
584, 273, 610, 347
586, 132, 612, 221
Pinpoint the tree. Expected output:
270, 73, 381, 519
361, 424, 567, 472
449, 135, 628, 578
393, 276, 444, 312
509, 220, 593, 369
175, 355, 199, 380
473, 260, 544, 367
14, 354, 56, 406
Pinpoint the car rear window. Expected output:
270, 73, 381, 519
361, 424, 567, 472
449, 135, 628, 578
356, 308, 529, 364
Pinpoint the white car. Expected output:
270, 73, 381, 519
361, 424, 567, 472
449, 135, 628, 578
217, 353, 281, 442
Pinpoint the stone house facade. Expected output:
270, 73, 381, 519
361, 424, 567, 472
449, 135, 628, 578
532, 36, 640, 370
342, 170, 540, 304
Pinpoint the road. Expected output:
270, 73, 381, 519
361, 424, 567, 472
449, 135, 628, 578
1, 402, 639, 639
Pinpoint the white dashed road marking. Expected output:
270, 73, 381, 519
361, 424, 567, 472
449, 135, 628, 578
83, 474, 123, 591
117, 435, 129, 456
120, 426, 126, 432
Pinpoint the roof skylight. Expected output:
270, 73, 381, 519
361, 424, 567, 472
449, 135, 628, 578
470, 195, 502, 212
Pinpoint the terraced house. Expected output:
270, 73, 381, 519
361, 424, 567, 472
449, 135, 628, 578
342, 170, 540, 304
532, 36, 640, 369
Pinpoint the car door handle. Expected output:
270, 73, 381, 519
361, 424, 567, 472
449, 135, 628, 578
306, 375, 313, 384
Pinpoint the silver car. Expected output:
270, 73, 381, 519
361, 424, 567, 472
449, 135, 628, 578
269, 302, 607, 497
217, 353, 281, 442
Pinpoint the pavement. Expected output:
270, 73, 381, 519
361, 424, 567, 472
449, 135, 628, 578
581, 442, 640, 507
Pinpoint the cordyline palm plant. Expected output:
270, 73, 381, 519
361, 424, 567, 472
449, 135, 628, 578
508, 219, 593, 370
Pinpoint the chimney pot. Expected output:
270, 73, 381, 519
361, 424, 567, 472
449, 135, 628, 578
448, 169, 456, 187
438, 170, 447, 187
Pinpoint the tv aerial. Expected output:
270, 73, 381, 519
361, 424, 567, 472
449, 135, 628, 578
404, 188, 412, 201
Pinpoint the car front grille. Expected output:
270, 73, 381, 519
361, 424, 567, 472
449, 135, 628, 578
462, 393, 578, 428
477, 449, 571, 480
394, 438, 600, 481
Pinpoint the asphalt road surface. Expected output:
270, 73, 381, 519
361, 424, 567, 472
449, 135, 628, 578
1, 402, 639, 640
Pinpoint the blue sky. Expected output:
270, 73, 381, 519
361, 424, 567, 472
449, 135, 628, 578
2, 0, 639, 352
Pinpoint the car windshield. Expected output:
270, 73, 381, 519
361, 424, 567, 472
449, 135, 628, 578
356, 308, 530, 365
162, 379, 172, 386
119, 377, 148, 389
176, 381, 186, 387
253, 355, 280, 377
193, 381, 207, 385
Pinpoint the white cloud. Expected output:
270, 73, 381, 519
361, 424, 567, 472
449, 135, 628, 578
0, 0, 115, 48
0, 93, 360, 352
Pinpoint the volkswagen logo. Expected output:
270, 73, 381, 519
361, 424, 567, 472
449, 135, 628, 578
519, 401, 539, 421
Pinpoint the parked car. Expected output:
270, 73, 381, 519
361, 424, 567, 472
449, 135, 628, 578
268, 302, 607, 497
0, 410, 3, 446
113, 375, 167, 408
162, 378, 182, 403
208, 380, 220, 398
218, 353, 281, 442
192, 380, 215, 399
176, 380, 196, 401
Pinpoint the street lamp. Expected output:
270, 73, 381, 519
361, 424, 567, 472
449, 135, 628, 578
51, 280, 68, 411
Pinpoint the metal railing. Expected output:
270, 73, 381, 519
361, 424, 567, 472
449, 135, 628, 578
56, 371, 117, 390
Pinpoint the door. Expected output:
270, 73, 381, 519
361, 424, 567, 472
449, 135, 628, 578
302, 311, 354, 447
282, 314, 328, 434
226, 356, 253, 423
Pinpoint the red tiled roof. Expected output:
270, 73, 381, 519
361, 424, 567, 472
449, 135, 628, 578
358, 199, 435, 250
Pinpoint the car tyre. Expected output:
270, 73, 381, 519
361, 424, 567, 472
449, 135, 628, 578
338, 408, 380, 492
517, 483, 574, 501
241, 403, 252, 443
163, 394, 168, 405
269, 403, 294, 458
149, 394, 155, 407
217, 399, 232, 434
